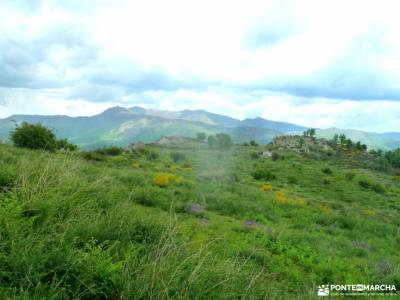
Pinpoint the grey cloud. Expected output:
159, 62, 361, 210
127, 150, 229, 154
1, 0, 400, 106
68, 83, 126, 102
274, 34, 400, 101
0, 22, 99, 89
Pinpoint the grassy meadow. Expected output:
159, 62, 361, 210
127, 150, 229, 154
0, 141, 399, 299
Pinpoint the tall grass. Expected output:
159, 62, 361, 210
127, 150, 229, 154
0, 144, 399, 299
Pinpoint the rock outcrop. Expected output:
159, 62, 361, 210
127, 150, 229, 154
154, 136, 195, 147
126, 141, 146, 153
271, 135, 332, 153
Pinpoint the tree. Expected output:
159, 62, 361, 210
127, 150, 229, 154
249, 140, 258, 146
303, 128, 316, 138
207, 133, 233, 149
332, 134, 339, 144
339, 134, 347, 146
196, 132, 206, 142
215, 133, 233, 149
207, 135, 217, 147
298, 137, 305, 148
345, 139, 353, 149
309, 128, 316, 138
385, 148, 400, 168
57, 138, 78, 151
10, 122, 77, 152
10, 122, 58, 151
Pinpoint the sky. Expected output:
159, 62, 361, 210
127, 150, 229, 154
0, 0, 399, 132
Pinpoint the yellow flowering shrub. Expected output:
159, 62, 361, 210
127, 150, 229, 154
363, 208, 375, 217
319, 205, 332, 213
293, 198, 306, 206
274, 191, 306, 206
275, 191, 287, 204
153, 173, 182, 187
261, 184, 273, 192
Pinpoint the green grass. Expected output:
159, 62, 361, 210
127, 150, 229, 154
0, 143, 399, 299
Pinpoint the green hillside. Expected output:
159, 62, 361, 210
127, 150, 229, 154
316, 128, 398, 151
2, 107, 399, 150
1, 138, 399, 298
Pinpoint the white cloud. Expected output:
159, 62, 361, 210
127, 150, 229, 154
1, 0, 400, 131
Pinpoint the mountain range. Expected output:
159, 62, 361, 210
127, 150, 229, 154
0, 106, 399, 150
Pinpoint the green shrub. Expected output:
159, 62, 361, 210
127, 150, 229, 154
0, 167, 17, 189
249, 140, 258, 146
10, 122, 58, 151
170, 152, 186, 162
196, 132, 206, 142
322, 177, 331, 185
96, 146, 123, 156
287, 176, 298, 184
131, 188, 158, 207
207, 133, 233, 150
358, 179, 385, 194
371, 183, 386, 194
57, 138, 78, 151
345, 171, 356, 181
146, 150, 159, 160
322, 167, 333, 175
81, 151, 106, 161
271, 152, 281, 161
10, 122, 78, 152
358, 179, 371, 189
250, 152, 260, 159
252, 168, 276, 181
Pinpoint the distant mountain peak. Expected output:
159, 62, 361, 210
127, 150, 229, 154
103, 106, 129, 113
98, 106, 133, 118
129, 106, 147, 114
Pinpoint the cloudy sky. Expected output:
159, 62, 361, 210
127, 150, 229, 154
0, 0, 399, 132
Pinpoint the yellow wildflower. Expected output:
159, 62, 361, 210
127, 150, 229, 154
261, 184, 273, 192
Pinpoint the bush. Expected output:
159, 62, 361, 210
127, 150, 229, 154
81, 151, 106, 161
146, 150, 159, 160
249, 140, 258, 146
10, 122, 58, 151
10, 122, 79, 152
153, 173, 182, 187
345, 171, 356, 181
261, 184, 273, 192
271, 152, 281, 161
357, 178, 385, 193
208, 133, 233, 150
371, 183, 386, 194
252, 168, 276, 181
250, 152, 260, 160
96, 146, 123, 156
57, 138, 78, 151
196, 132, 206, 142
170, 152, 186, 162
0, 167, 17, 189
358, 179, 371, 189
287, 176, 298, 184
130, 188, 160, 207
322, 177, 331, 185
322, 167, 333, 175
